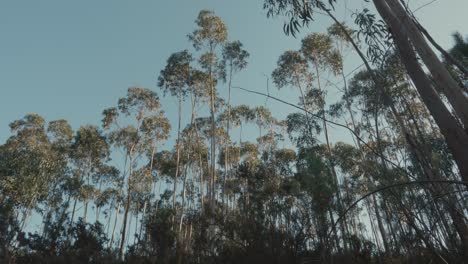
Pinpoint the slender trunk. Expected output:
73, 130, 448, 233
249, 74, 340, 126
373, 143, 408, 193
366, 199, 382, 253
223, 65, 234, 210
138, 200, 147, 244
208, 44, 217, 213
173, 95, 182, 209
125, 210, 134, 246
119, 152, 135, 259
83, 201, 88, 223
134, 211, 139, 245
106, 202, 113, 236
314, 64, 348, 252
372, 194, 390, 253
328, 209, 341, 253
179, 165, 189, 232
96, 179, 103, 222
109, 199, 121, 249
70, 198, 77, 225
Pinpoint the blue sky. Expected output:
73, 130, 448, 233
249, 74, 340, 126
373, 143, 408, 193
1, 0, 467, 145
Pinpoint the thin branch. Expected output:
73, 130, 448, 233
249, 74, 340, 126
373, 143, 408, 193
413, 0, 438, 13
233, 85, 416, 180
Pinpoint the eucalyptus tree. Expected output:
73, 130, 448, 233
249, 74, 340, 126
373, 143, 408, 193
158, 50, 192, 209
136, 111, 171, 237
327, 22, 359, 136
188, 10, 228, 210
264, 0, 468, 188
272, 50, 319, 151
230, 104, 255, 144
220, 41, 249, 206
178, 125, 209, 228
300, 32, 342, 128
102, 87, 168, 258
0, 114, 71, 231
184, 70, 211, 213
344, 60, 468, 258
295, 145, 336, 253
272, 50, 313, 111
253, 106, 279, 157
377, 0, 468, 130
218, 105, 254, 210
69, 125, 111, 224
299, 32, 351, 251
42, 119, 73, 232
354, 4, 468, 253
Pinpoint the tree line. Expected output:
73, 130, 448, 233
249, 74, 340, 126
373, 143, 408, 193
1, 1, 468, 263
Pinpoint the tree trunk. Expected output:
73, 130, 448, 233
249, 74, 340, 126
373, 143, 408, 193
119, 153, 135, 259
109, 199, 121, 249
384, 0, 468, 131
373, 0, 468, 184
372, 194, 390, 253
173, 95, 182, 209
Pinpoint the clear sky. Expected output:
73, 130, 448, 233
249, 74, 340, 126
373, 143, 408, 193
1, 0, 467, 144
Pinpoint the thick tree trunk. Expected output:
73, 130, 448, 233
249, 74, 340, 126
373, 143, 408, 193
373, 0, 468, 184
384, 0, 468, 131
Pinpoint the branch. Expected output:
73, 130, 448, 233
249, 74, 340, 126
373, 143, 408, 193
233, 86, 415, 179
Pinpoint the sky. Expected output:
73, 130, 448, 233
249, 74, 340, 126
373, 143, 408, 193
1, 0, 467, 144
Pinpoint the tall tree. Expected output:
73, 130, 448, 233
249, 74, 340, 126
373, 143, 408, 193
69, 125, 111, 224
189, 10, 228, 211
102, 87, 168, 258
158, 50, 192, 209
220, 40, 249, 207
